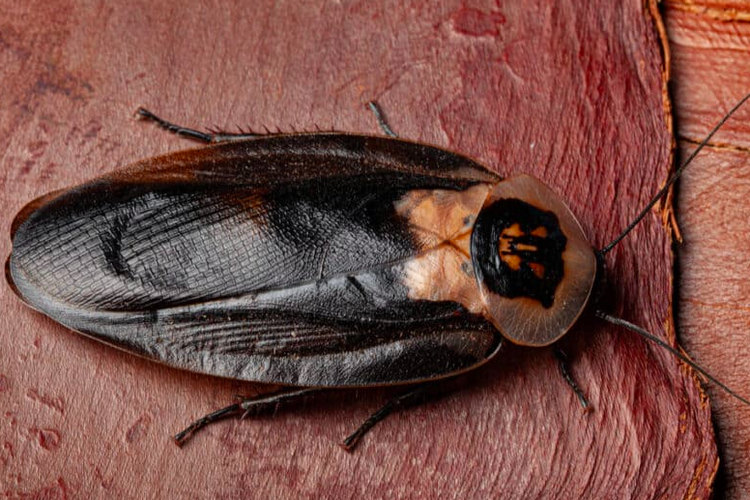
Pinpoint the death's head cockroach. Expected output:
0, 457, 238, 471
6, 95, 750, 450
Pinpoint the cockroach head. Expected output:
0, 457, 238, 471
470, 175, 597, 347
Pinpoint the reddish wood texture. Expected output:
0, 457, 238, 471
0, 1, 725, 498
666, 1, 750, 498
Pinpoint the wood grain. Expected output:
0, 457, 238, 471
666, 1, 750, 498
0, 1, 722, 498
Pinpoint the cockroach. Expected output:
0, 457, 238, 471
6, 96, 750, 451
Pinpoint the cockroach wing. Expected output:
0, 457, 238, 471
7, 134, 503, 387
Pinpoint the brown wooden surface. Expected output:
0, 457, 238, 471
666, 1, 750, 499
0, 1, 727, 498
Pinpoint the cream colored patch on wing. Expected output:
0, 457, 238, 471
395, 183, 492, 314
402, 245, 485, 314
394, 183, 492, 249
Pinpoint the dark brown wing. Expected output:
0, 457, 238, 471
107, 133, 501, 187
8, 134, 502, 386
16, 259, 501, 386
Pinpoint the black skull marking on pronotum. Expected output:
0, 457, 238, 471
471, 198, 567, 309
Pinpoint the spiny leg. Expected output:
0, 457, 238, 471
553, 347, 589, 410
341, 383, 433, 452
174, 387, 323, 447
141, 103, 399, 143
367, 101, 398, 138
137, 107, 264, 143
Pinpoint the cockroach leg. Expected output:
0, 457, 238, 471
174, 387, 323, 447
341, 384, 431, 452
174, 401, 242, 447
136, 107, 263, 143
237, 387, 324, 419
367, 101, 398, 138
553, 347, 590, 410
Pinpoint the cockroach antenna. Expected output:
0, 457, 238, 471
595, 91, 750, 406
596, 311, 750, 406
600, 91, 750, 255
